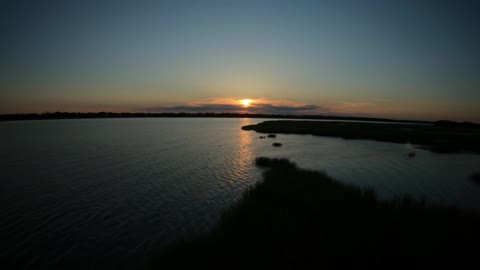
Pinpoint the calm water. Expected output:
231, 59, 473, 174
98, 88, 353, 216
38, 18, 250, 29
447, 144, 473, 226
1, 118, 479, 269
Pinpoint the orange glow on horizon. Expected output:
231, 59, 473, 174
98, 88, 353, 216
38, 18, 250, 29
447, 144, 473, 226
240, 99, 252, 108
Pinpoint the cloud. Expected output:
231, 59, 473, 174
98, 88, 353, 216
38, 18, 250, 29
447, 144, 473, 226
137, 99, 480, 122
328, 102, 378, 115
249, 104, 323, 114
154, 104, 242, 112
142, 98, 325, 115
327, 101, 419, 118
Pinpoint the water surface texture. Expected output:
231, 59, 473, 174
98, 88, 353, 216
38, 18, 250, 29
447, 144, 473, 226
1, 118, 479, 269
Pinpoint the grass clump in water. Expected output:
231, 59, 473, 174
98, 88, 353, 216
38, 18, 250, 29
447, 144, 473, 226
155, 157, 480, 268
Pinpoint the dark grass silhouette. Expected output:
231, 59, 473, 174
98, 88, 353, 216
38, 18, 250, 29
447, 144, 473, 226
154, 157, 480, 268
472, 172, 480, 184
242, 120, 480, 154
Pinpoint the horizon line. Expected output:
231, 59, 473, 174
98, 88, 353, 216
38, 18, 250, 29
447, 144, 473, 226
0, 111, 446, 124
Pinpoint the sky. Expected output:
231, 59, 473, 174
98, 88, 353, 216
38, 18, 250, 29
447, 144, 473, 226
1, 0, 479, 122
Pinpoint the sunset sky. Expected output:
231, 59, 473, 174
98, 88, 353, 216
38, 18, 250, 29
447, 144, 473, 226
1, 0, 479, 121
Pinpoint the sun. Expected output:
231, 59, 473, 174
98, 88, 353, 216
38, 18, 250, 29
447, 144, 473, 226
240, 99, 252, 108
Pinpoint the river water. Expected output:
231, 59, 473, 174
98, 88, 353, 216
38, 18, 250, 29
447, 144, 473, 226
1, 118, 479, 268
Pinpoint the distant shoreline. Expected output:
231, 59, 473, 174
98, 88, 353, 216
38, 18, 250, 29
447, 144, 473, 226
0, 112, 432, 124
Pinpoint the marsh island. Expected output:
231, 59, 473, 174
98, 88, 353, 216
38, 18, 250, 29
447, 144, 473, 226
242, 120, 480, 154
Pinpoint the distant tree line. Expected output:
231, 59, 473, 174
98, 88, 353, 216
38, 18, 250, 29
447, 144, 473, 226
0, 111, 435, 123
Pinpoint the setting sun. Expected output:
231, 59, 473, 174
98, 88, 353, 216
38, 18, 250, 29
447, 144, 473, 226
240, 99, 252, 108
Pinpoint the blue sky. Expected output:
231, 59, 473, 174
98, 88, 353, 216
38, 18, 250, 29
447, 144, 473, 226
1, 0, 479, 121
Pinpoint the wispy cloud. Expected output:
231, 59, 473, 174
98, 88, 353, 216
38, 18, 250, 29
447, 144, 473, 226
328, 102, 379, 116
140, 98, 411, 118
142, 98, 326, 115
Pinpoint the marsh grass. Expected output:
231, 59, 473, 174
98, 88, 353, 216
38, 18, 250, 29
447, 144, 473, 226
242, 120, 480, 154
472, 172, 480, 184
155, 157, 480, 268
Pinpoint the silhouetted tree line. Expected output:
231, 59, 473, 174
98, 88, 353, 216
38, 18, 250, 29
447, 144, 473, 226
434, 120, 480, 128
0, 111, 434, 124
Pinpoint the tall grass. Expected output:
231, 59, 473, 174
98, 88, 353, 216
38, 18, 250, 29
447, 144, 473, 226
472, 172, 480, 183
154, 157, 480, 268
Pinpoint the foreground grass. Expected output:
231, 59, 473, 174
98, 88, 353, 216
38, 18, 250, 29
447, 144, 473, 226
155, 157, 480, 268
242, 120, 480, 154
472, 172, 480, 184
